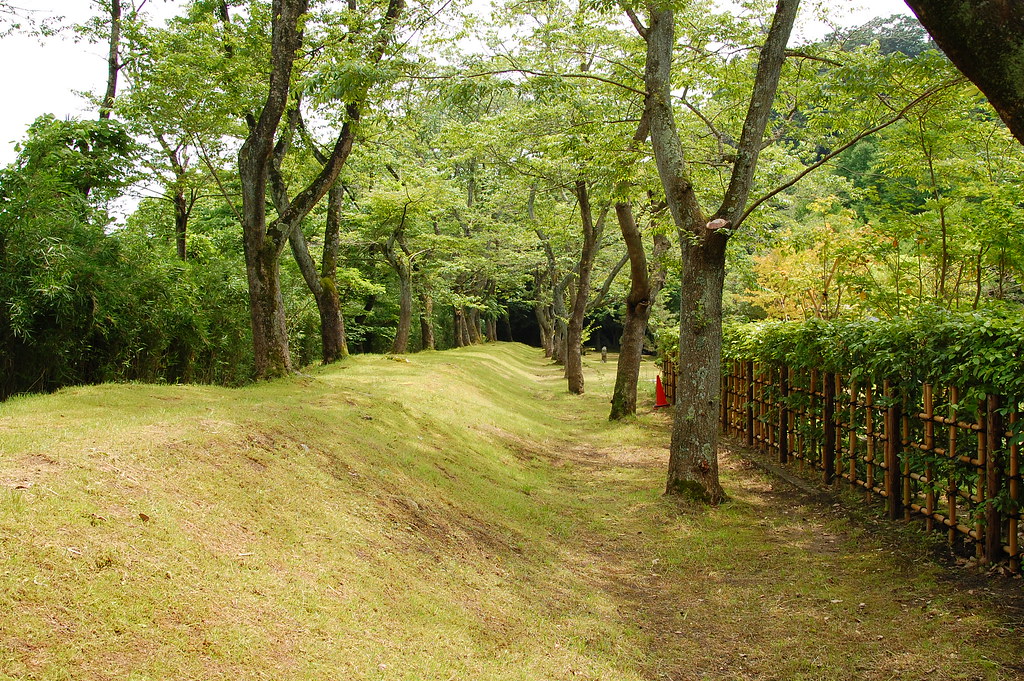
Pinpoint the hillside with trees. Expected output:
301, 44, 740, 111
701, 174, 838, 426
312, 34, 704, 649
6, 1, 1023, 476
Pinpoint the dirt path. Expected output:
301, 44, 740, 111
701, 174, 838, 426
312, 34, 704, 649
551, 429, 1024, 681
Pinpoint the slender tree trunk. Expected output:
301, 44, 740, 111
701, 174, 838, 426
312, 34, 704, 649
468, 309, 484, 344
551, 287, 568, 365
610, 202, 669, 420
100, 0, 121, 120
317, 284, 346, 362
460, 308, 472, 346
419, 292, 435, 350
566, 180, 602, 394
288, 182, 349, 364
238, 0, 309, 378
973, 245, 987, 310
173, 189, 188, 260
536, 306, 554, 354
321, 181, 348, 361
533, 270, 554, 355
453, 307, 464, 347
155, 135, 192, 261
501, 314, 512, 342
391, 260, 413, 353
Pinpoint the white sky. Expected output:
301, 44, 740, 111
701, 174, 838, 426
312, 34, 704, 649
0, 0, 913, 166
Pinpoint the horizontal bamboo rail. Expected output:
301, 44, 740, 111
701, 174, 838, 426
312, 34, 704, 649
721, 361, 1023, 573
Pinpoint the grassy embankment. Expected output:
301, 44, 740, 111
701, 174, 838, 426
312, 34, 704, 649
1, 343, 1021, 680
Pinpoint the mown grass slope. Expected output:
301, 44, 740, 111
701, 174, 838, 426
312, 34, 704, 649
1, 343, 1022, 681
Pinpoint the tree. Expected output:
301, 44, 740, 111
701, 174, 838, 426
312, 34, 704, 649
637, 0, 800, 502
237, 0, 404, 378
608, 198, 669, 419
903, 1, 1024, 145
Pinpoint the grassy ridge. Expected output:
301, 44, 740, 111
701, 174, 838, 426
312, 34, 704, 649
1, 343, 1022, 681
0, 344, 651, 680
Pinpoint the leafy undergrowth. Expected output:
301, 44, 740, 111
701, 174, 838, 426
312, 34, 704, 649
1, 343, 1021, 680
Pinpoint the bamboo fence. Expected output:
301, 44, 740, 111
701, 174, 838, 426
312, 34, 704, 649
661, 357, 677, 405
720, 360, 1022, 573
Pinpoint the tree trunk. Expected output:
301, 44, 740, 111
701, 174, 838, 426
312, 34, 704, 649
454, 307, 471, 347
245, 240, 292, 377
320, 180, 348, 361
288, 182, 349, 364
533, 270, 554, 355
461, 308, 472, 346
538, 308, 554, 355
391, 260, 412, 353
551, 287, 568, 365
468, 309, 484, 344
903, 0, 1024, 145
419, 292, 435, 350
173, 187, 188, 260
317, 282, 347, 363
487, 317, 498, 342
609, 202, 669, 420
566, 180, 602, 395
238, 0, 309, 379
239, 0, 402, 377
100, 0, 121, 120
666, 236, 728, 502
452, 307, 464, 347
642, 0, 799, 501
155, 134, 192, 261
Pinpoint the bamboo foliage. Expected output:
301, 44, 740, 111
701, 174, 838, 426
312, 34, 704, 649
722, 361, 1023, 572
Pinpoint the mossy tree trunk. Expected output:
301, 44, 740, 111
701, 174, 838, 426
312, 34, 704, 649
640, 0, 799, 501
609, 201, 669, 420
904, 0, 1024, 145
419, 291, 435, 350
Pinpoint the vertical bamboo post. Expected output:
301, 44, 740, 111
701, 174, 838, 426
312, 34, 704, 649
788, 367, 797, 466
755, 364, 763, 448
865, 385, 875, 502
976, 408, 986, 559
849, 380, 858, 485
778, 366, 789, 464
923, 384, 935, 533
1008, 411, 1019, 573
823, 372, 836, 484
745, 361, 755, 447
721, 371, 728, 434
761, 364, 770, 448
902, 392, 912, 522
947, 386, 959, 547
733, 361, 741, 436
884, 381, 901, 521
985, 394, 1003, 564
770, 368, 774, 454
810, 369, 819, 474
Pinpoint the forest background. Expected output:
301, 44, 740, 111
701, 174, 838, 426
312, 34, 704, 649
2, 0, 1023, 502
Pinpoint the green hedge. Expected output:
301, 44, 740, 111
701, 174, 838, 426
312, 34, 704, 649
722, 307, 1024, 404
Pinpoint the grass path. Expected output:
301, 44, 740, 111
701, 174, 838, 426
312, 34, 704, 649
488, 348, 1024, 681
1, 343, 1022, 680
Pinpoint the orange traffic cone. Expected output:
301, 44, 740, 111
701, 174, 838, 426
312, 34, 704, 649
654, 375, 670, 408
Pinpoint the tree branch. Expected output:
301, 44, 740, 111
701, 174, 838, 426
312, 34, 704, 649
735, 77, 966, 230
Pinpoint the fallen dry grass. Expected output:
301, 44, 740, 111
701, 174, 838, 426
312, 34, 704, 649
0, 343, 1021, 680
